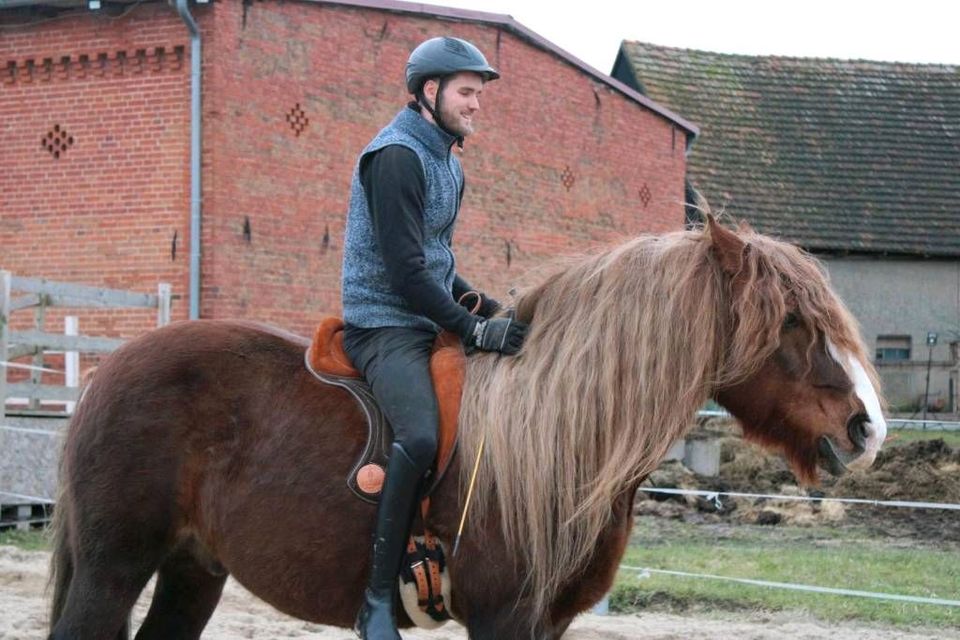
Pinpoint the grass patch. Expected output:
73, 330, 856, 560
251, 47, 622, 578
614, 516, 960, 628
0, 527, 50, 551
887, 428, 960, 448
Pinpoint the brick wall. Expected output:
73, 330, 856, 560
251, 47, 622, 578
1, 2, 192, 342
2, 0, 688, 341
203, 1, 687, 335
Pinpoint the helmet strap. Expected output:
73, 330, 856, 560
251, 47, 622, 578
417, 77, 464, 148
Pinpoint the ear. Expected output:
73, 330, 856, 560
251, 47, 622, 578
706, 214, 747, 276
422, 78, 439, 106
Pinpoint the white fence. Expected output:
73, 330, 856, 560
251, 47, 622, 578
0, 271, 171, 418
1, 272, 171, 527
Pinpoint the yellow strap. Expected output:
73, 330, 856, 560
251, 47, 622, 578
452, 432, 485, 556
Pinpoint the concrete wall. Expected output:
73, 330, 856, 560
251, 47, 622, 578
822, 256, 960, 410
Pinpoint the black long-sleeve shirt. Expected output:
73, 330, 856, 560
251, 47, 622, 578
360, 144, 479, 339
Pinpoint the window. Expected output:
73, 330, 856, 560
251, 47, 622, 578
876, 335, 911, 362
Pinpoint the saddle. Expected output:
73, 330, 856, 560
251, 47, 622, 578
304, 317, 464, 503
304, 317, 463, 628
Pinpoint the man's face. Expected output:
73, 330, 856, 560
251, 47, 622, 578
424, 72, 485, 137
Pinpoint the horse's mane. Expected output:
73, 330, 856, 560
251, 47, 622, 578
458, 220, 872, 621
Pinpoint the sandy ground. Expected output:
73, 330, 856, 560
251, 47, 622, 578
0, 546, 943, 640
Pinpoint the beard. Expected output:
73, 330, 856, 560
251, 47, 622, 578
438, 103, 475, 138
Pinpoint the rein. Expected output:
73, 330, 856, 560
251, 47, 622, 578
452, 290, 486, 557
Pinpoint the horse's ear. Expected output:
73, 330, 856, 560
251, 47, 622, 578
706, 214, 747, 276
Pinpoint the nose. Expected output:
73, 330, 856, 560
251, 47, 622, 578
847, 413, 870, 452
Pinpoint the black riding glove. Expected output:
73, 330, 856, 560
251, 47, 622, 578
471, 316, 528, 355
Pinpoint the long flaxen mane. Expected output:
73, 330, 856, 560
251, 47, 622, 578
457, 220, 873, 621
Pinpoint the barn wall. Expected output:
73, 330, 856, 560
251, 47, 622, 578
1, 1, 687, 340
0, 2, 193, 338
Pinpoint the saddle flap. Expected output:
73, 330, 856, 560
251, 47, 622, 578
308, 317, 361, 378
429, 332, 465, 485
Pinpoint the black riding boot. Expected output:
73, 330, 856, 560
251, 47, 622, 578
355, 443, 422, 639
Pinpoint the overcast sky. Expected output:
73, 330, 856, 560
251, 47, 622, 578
425, 0, 960, 73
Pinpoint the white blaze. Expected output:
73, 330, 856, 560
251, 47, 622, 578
827, 339, 887, 466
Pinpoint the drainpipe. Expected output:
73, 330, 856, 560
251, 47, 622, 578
174, 0, 202, 320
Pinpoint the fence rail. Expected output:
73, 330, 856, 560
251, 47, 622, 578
0, 271, 171, 418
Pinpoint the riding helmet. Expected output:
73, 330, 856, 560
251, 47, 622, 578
405, 36, 500, 94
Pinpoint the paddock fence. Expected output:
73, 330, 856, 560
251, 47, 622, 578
0, 271, 171, 527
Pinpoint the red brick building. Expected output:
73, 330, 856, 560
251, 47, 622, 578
1, 0, 696, 338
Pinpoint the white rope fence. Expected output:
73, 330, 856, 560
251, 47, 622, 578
619, 565, 960, 608
598, 484, 960, 612
0, 360, 64, 374
0, 490, 55, 505
0, 424, 65, 436
639, 486, 960, 512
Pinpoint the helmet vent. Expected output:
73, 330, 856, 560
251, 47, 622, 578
560, 165, 576, 191
41, 124, 74, 159
442, 37, 469, 57
286, 103, 309, 137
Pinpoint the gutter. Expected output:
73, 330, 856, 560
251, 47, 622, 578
173, 0, 203, 320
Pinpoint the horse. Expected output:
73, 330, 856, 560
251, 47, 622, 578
47, 216, 886, 639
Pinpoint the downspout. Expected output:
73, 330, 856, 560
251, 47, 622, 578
174, 0, 203, 320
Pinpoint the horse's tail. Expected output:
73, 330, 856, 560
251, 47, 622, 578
47, 471, 73, 629
47, 370, 91, 630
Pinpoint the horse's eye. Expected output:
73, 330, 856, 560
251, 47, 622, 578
783, 312, 800, 329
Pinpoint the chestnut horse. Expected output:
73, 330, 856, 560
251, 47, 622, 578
47, 217, 885, 639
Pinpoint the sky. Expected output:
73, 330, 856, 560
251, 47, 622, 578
422, 0, 960, 74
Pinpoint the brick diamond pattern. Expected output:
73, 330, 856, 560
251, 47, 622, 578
638, 183, 652, 208
560, 165, 575, 191
41, 124, 74, 159
286, 103, 309, 137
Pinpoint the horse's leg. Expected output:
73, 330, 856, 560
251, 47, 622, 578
49, 482, 176, 639
48, 556, 158, 640
134, 546, 228, 640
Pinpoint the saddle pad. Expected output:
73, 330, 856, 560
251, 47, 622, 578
305, 317, 465, 502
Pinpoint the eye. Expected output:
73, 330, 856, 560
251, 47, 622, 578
782, 312, 800, 330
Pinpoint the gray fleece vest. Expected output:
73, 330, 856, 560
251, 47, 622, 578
341, 106, 463, 331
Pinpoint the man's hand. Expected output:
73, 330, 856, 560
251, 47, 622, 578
472, 316, 528, 355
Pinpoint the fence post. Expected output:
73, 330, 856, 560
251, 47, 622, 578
0, 270, 9, 421
157, 283, 172, 327
28, 294, 47, 411
65, 315, 79, 414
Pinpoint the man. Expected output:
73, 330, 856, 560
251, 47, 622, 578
340, 36, 528, 639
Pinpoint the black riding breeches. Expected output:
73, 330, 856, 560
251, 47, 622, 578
342, 325, 440, 474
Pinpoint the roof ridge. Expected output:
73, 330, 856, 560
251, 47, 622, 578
623, 40, 959, 70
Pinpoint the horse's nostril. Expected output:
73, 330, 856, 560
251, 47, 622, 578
847, 414, 870, 450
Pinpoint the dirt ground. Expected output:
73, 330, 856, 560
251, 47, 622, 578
0, 546, 939, 640
4, 431, 955, 639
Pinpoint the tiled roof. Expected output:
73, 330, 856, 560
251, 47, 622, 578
614, 42, 960, 257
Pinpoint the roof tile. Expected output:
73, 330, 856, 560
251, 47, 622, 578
617, 42, 960, 257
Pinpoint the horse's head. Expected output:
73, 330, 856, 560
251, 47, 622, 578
706, 216, 886, 483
